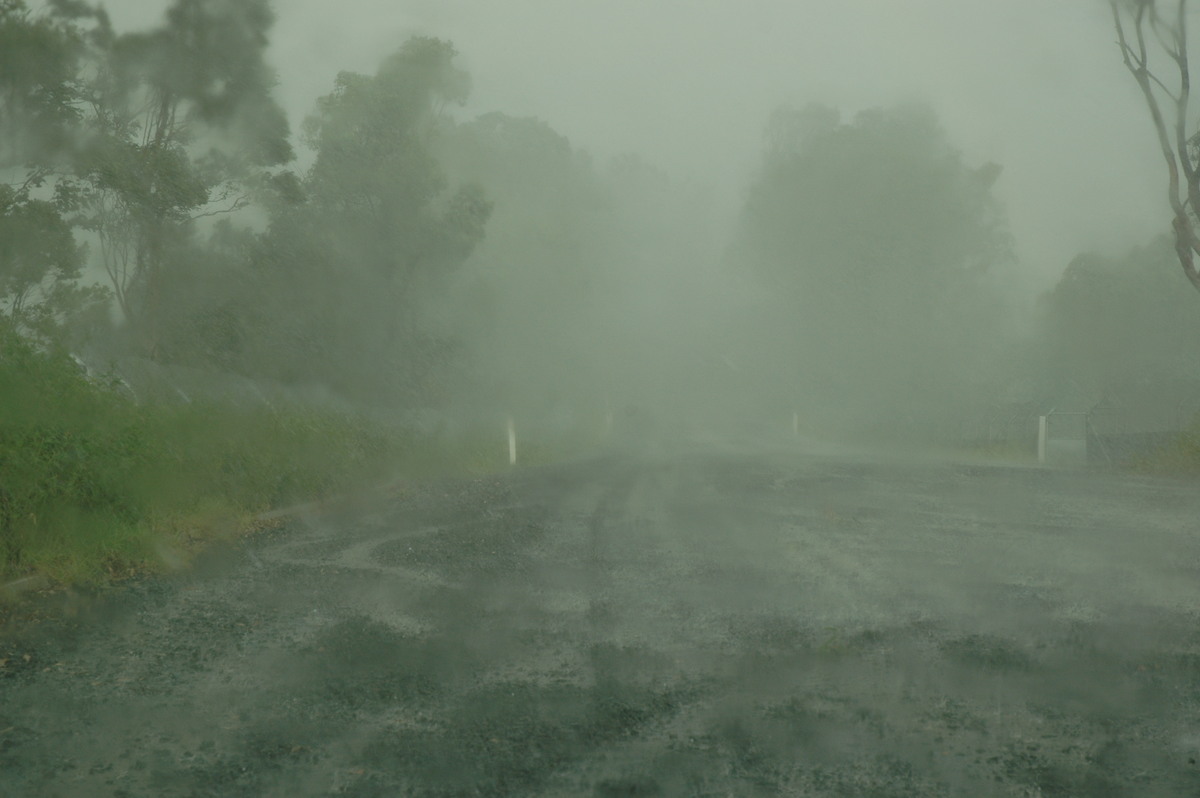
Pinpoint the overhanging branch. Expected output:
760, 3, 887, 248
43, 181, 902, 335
1112, 0, 1200, 294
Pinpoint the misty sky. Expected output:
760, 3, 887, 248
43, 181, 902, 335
96, 0, 1169, 295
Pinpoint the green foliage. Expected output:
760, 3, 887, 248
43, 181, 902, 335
0, 1, 104, 341
0, 331, 150, 581
143, 219, 263, 369
239, 37, 491, 404
0, 0, 83, 167
0, 180, 85, 328
80, 137, 211, 224
1, 8, 492, 406
301, 36, 486, 284
0, 331, 414, 586
0, 12, 607, 594
747, 104, 1010, 284
1140, 426, 1200, 473
733, 102, 1015, 437
436, 112, 613, 410
68, 0, 293, 355
1036, 235, 1200, 399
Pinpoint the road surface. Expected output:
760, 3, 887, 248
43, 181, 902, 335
3, 442, 1200, 796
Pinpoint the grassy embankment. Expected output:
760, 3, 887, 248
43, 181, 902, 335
1132, 428, 1200, 474
964, 426, 1200, 471
0, 336, 595, 595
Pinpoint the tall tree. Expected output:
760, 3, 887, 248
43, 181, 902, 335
1037, 236, 1200, 400
1110, 0, 1200, 294
0, 0, 94, 338
0, 0, 83, 170
734, 103, 1013, 437
436, 112, 611, 411
74, 0, 292, 357
301, 37, 483, 295
0, 182, 85, 333
248, 37, 491, 403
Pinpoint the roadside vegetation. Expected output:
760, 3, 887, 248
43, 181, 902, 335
0, 331, 494, 590
0, 2, 613, 599
1130, 427, 1200, 474
0, 331, 607, 594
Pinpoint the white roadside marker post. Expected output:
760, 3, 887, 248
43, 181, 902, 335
1037, 415, 1047, 464
508, 417, 517, 466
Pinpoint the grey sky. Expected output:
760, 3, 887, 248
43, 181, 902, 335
99, 0, 1168, 294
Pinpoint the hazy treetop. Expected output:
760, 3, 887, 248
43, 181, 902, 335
89, 0, 1165, 291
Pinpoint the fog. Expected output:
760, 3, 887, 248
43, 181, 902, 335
99, 0, 1168, 284
10, 4, 1200, 793
15, 0, 1198, 442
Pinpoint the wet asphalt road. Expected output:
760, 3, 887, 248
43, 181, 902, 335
3, 442, 1200, 796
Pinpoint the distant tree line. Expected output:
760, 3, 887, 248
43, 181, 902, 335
5, 0, 1189, 436
1033, 236, 1200, 409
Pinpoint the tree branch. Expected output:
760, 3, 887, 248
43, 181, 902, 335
1170, 0, 1200, 217
1112, 0, 1200, 294
188, 194, 248, 220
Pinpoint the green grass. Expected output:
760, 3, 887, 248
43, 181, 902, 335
0, 333, 600, 592
1132, 429, 1200, 475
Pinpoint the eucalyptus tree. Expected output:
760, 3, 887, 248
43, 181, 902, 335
301, 37, 485, 298
73, 0, 292, 357
250, 37, 491, 403
436, 112, 612, 412
0, 183, 86, 335
734, 103, 1014, 437
0, 0, 83, 170
0, 0, 89, 336
1110, 0, 1200, 295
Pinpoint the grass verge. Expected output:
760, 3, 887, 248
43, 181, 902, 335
0, 335, 598, 598
1130, 429, 1200, 474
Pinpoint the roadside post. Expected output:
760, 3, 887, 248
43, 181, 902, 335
508, 417, 517, 466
